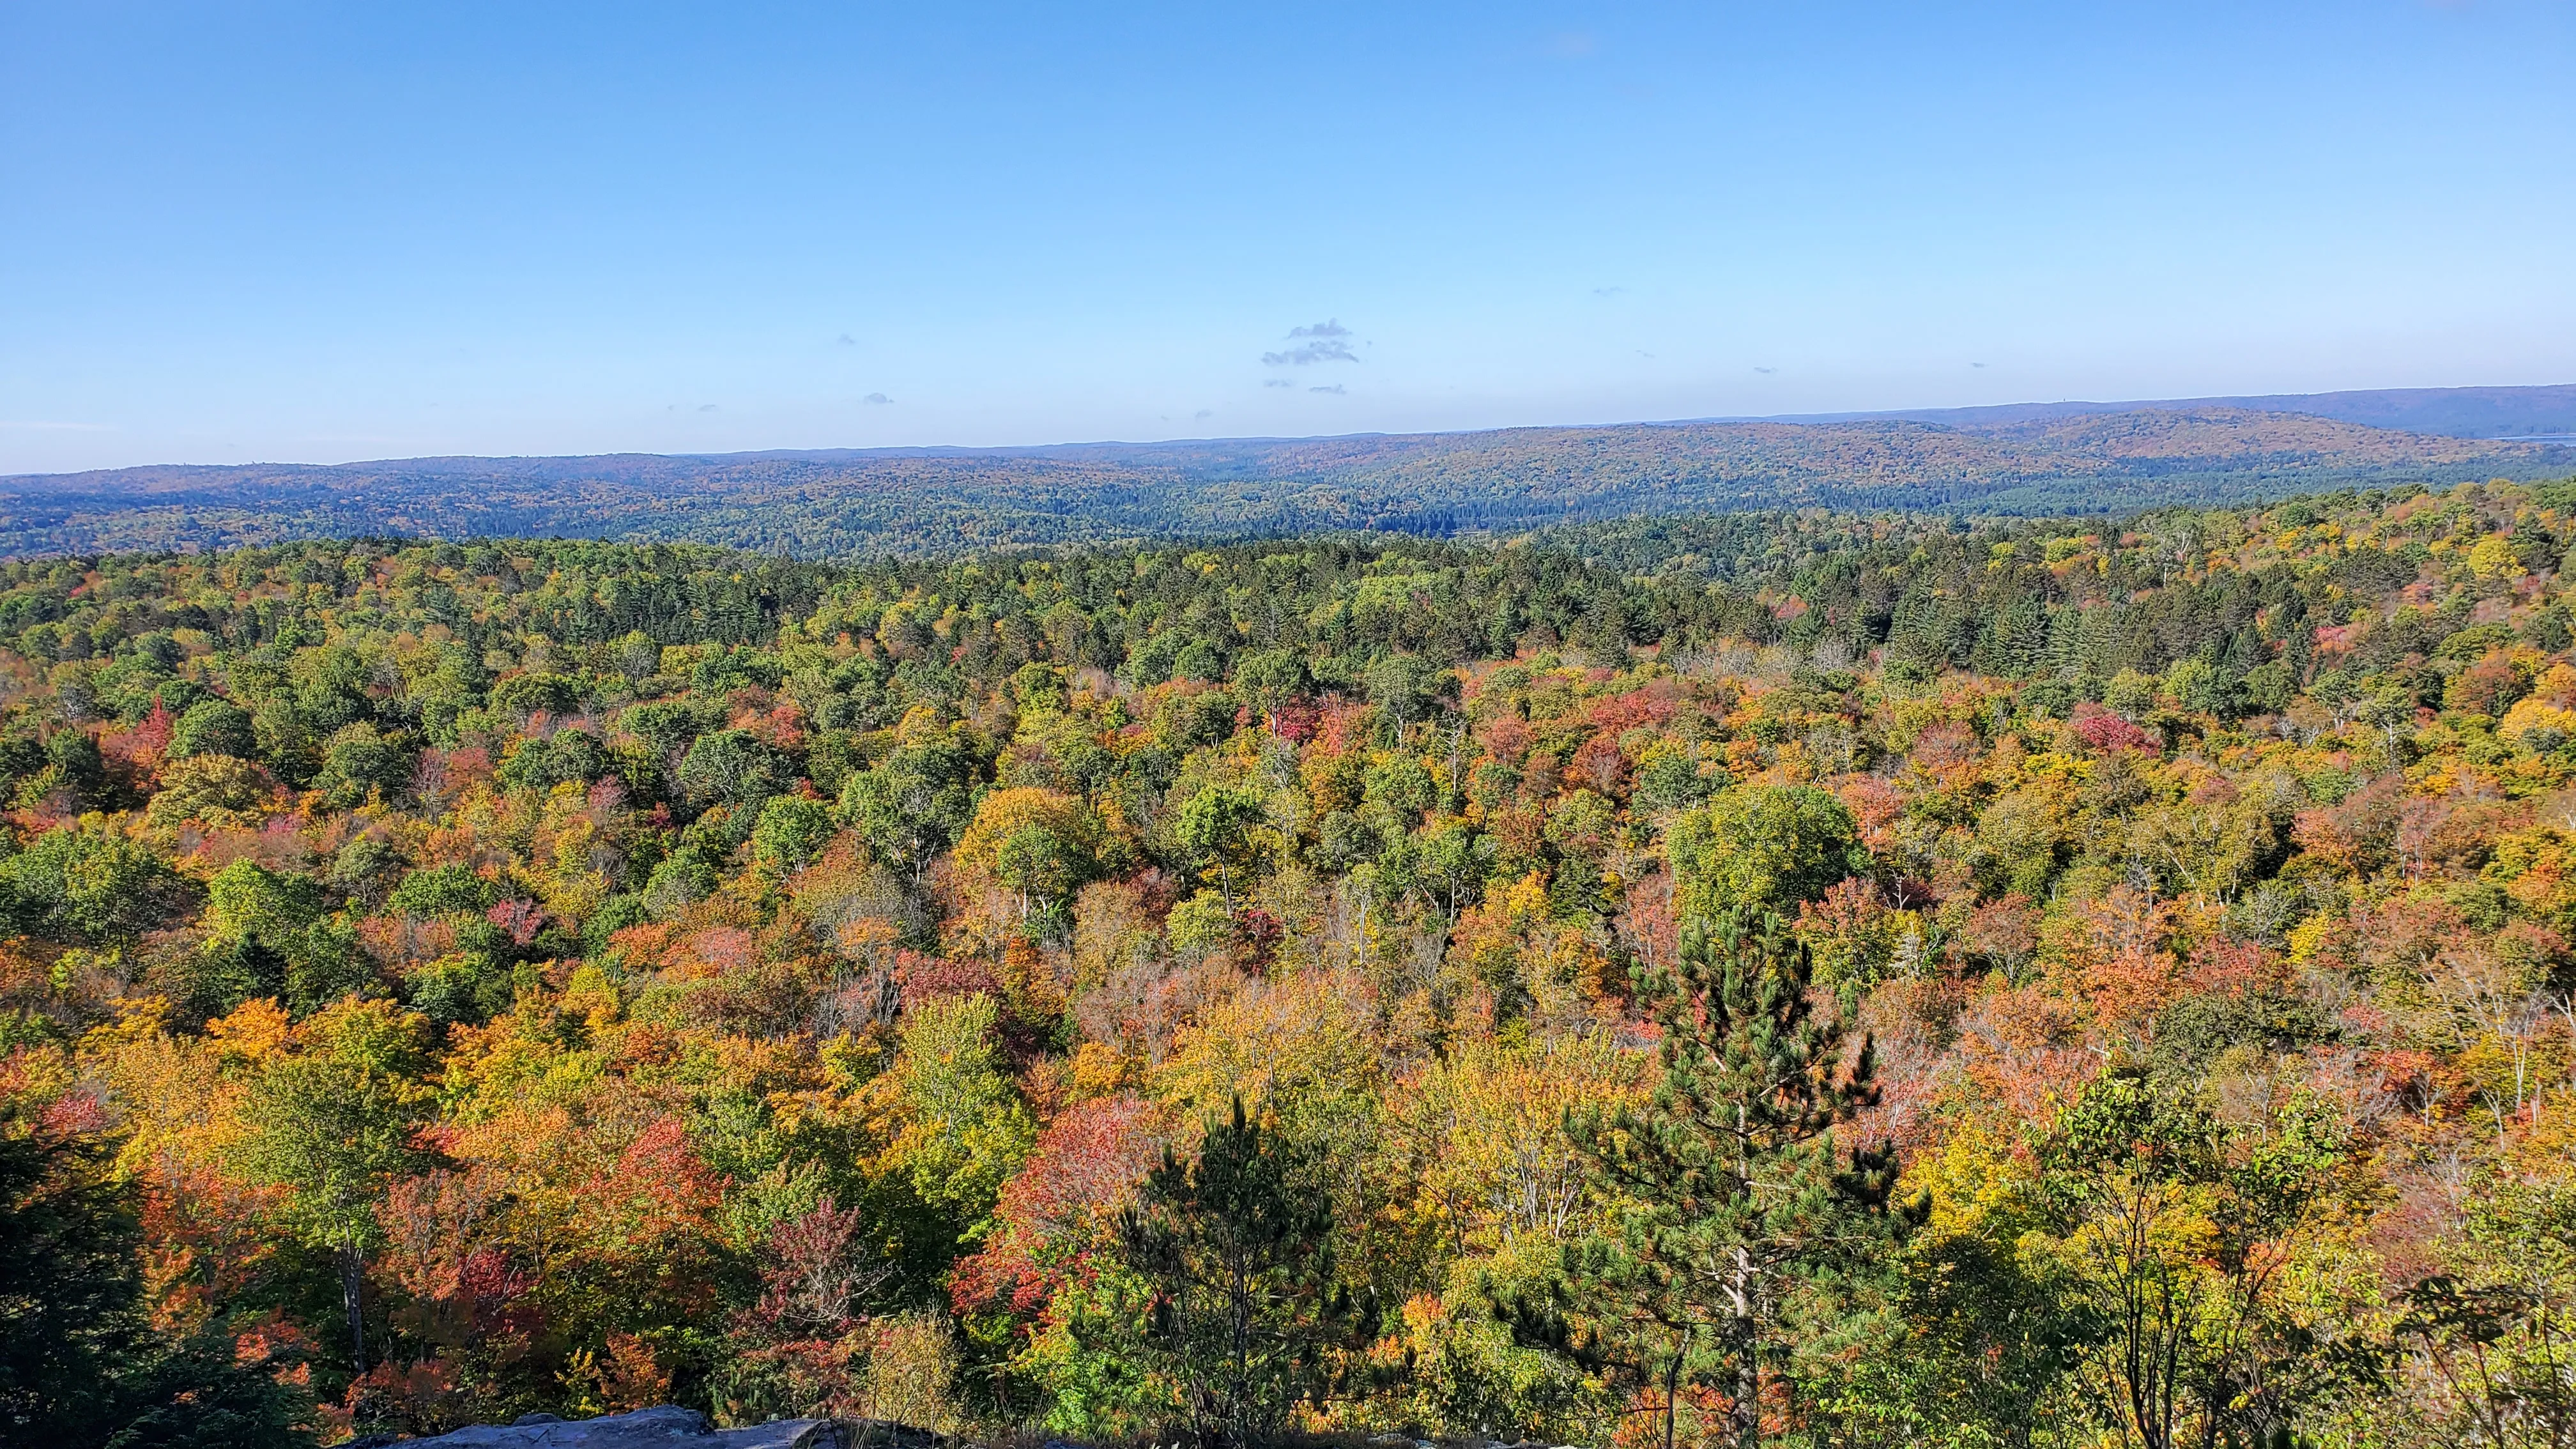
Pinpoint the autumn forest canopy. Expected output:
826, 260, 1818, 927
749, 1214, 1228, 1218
13, 477, 2576, 1446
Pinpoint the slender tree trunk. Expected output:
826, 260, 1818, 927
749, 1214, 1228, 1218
1734, 1320, 1759, 1449
1728, 1245, 1761, 1449
1664, 1345, 1682, 1449
340, 1238, 367, 1374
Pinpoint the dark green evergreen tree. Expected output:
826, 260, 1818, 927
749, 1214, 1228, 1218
1119, 1097, 1372, 1448
1523, 911, 1913, 1449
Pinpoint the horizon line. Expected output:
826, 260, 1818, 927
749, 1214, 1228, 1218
10, 379, 2575, 482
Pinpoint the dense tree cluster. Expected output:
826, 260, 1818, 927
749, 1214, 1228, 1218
4, 479, 2576, 1446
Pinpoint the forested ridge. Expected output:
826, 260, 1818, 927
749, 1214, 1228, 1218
9, 479, 2576, 1446
6, 406, 2568, 560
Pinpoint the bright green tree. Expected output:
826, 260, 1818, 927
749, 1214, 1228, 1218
167, 698, 257, 760
882, 993, 1037, 1236
1174, 781, 1266, 916
200, 859, 369, 1016
312, 722, 413, 808
1666, 785, 1866, 924
1230, 650, 1310, 730
675, 728, 784, 814
838, 732, 980, 882
0, 827, 197, 946
750, 794, 838, 877
233, 998, 435, 1374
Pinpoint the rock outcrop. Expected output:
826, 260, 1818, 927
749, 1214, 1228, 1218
381, 1405, 852, 1449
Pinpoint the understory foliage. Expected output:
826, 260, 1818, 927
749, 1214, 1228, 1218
2, 479, 2576, 1445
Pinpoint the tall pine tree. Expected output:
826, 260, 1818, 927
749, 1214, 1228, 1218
1119, 1096, 1372, 1449
1517, 910, 1912, 1449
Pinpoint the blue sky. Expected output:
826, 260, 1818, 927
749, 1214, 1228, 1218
3, 0, 2571, 473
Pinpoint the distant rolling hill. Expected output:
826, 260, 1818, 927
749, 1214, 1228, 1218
1778, 382, 2576, 440
3, 391, 2570, 559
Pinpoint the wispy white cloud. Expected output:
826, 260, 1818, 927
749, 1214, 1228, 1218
1264, 318, 1360, 366
1265, 339, 1357, 366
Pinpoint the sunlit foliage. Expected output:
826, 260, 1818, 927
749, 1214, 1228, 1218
2, 480, 2575, 1446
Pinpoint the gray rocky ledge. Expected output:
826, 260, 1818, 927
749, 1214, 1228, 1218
385, 1406, 854, 1449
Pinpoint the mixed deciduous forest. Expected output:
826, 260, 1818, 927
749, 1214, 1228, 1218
5, 406, 2570, 560
10, 478, 2576, 1446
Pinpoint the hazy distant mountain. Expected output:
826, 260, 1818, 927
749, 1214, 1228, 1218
1774, 382, 2576, 440
3, 397, 2568, 560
